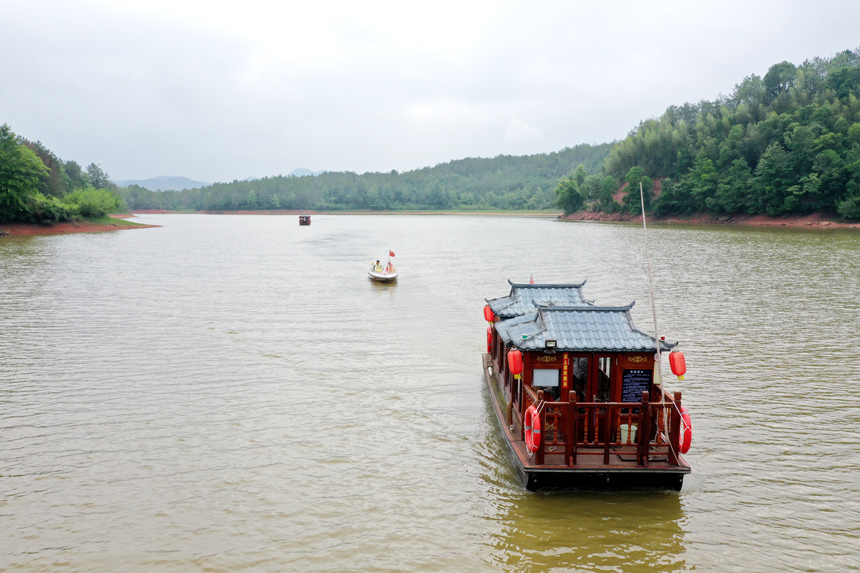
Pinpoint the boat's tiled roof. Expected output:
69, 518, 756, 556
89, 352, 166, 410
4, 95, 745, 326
495, 303, 676, 353
486, 280, 591, 319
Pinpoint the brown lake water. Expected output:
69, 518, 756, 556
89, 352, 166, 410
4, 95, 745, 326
1, 214, 859, 571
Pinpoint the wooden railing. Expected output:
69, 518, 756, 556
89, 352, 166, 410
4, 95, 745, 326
519, 385, 684, 467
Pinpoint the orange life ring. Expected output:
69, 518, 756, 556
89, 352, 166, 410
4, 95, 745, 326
679, 407, 692, 454
524, 405, 541, 453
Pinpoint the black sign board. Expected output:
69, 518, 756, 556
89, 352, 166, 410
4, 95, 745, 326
622, 369, 652, 403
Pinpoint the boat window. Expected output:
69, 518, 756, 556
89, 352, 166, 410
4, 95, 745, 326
597, 357, 612, 402
533, 368, 559, 387
570, 357, 588, 401
533, 369, 560, 401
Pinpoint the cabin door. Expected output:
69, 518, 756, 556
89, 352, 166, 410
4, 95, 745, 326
587, 354, 615, 442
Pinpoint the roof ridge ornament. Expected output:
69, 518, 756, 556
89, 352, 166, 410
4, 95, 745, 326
508, 279, 587, 289
533, 301, 635, 311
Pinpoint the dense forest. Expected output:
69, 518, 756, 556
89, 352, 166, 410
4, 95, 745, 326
4, 47, 860, 224
559, 48, 860, 220
118, 144, 612, 212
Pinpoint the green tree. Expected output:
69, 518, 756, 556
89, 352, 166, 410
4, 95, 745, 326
837, 195, 860, 219
580, 173, 603, 201
713, 158, 753, 213
763, 61, 797, 104
596, 175, 619, 211
86, 163, 113, 189
64, 160, 88, 189
750, 142, 796, 215
622, 166, 653, 213
24, 140, 67, 198
554, 175, 583, 215
688, 153, 719, 212
572, 164, 587, 186
0, 124, 50, 223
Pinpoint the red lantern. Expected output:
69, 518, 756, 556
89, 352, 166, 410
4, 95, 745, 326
483, 305, 494, 323
507, 349, 523, 376
669, 351, 686, 380
486, 326, 493, 353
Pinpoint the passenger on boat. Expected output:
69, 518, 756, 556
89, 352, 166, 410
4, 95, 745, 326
372, 260, 382, 272
385, 262, 395, 273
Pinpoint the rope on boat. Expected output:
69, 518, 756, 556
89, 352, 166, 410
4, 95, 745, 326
639, 182, 674, 450
640, 184, 692, 457
639, 181, 663, 396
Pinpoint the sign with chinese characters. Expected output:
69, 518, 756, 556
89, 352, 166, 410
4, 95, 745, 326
562, 353, 569, 389
622, 369, 652, 402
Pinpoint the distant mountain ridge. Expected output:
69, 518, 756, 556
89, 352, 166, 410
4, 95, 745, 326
117, 175, 209, 191
120, 170, 321, 190
288, 168, 323, 177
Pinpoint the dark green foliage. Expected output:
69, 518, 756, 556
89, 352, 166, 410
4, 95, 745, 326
554, 174, 583, 215
837, 195, 860, 219
596, 175, 620, 212
602, 47, 860, 220
86, 164, 114, 190
64, 160, 89, 189
622, 167, 653, 214
0, 124, 50, 223
23, 140, 68, 198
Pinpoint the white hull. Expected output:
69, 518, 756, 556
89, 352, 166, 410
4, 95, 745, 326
368, 270, 398, 282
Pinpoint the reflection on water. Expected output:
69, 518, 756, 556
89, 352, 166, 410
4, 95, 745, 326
490, 492, 685, 571
476, 384, 687, 572
1, 215, 859, 571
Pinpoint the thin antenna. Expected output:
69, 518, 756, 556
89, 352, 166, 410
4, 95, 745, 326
639, 182, 664, 387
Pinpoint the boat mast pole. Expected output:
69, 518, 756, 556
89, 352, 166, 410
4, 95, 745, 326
639, 182, 664, 392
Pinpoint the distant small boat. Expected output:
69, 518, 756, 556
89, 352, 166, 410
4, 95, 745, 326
299, 215, 311, 225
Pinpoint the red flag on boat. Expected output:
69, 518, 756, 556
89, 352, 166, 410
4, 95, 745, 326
389, 250, 395, 257
529, 275, 534, 284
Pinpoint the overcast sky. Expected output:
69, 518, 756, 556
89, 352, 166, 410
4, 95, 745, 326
2, 1, 860, 183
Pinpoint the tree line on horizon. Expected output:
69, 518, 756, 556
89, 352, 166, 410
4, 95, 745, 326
118, 144, 612, 213
4, 46, 860, 224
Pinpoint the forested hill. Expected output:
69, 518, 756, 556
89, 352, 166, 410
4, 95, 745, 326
120, 143, 613, 212
589, 47, 860, 220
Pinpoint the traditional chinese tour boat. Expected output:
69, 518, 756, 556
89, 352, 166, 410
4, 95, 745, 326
482, 280, 692, 491
299, 215, 311, 225
368, 250, 398, 282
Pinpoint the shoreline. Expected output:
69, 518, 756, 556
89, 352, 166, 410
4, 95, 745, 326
1, 215, 160, 237
132, 209, 561, 217
559, 210, 860, 230
139, 208, 859, 229
12, 209, 848, 233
